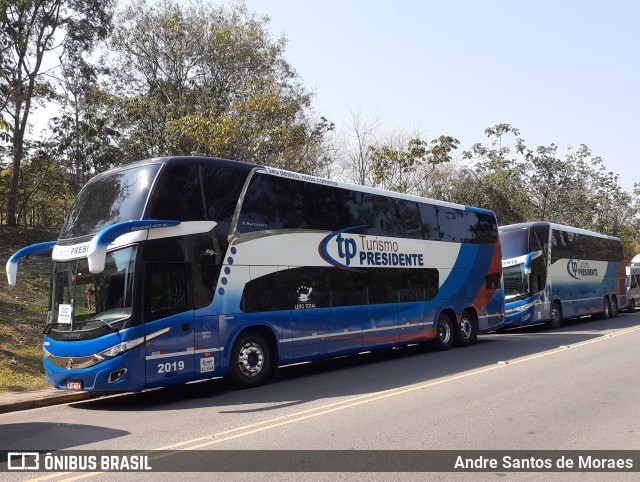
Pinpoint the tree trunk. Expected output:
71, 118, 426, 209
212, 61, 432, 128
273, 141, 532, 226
7, 118, 23, 227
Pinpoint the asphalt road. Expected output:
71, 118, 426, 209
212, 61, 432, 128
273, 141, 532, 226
1, 312, 639, 481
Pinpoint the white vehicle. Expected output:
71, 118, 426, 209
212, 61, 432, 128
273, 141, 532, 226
626, 265, 640, 312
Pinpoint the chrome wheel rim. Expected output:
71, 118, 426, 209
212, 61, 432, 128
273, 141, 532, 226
438, 320, 452, 344
237, 342, 264, 377
459, 317, 472, 340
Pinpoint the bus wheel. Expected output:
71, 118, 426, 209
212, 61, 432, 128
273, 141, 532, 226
610, 297, 618, 318
602, 297, 611, 319
547, 302, 562, 329
435, 313, 454, 350
629, 299, 636, 312
228, 331, 271, 389
455, 311, 477, 347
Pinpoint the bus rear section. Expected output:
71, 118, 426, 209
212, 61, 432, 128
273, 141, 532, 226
500, 222, 625, 329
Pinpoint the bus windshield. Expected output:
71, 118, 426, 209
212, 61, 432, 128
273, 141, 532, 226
59, 164, 161, 240
47, 246, 137, 332
503, 263, 528, 301
500, 228, 529, 260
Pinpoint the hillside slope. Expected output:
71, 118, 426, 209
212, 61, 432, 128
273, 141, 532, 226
0, 227, 57, 391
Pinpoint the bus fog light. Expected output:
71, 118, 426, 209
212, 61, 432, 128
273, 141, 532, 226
108, 368, 127, 384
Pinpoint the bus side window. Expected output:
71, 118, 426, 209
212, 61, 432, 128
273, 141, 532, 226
438, 207, 474, 243
147, 165, 205, 221
361, 193, 394, 237
418, 203, 439, 241
200, 165, 248, 223
314, 184, 363, 232
237, 174, 316, 232
144, 262, 191, 322
474, 213, 498, 244
529, 255, 547, 293
529, 227, 549, 261
395, 199, 422, 239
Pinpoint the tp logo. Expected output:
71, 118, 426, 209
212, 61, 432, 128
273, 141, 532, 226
567, 256, 581, 280
319, 225, 366, 272
7, 452, 39, 470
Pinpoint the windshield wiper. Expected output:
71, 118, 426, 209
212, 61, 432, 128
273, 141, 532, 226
90, 317, 120, 332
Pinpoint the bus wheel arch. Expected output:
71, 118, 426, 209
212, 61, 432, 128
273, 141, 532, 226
227, 326, 278, 389
547, 300, 562, 329
455, 308, 478, 347
434, 309, 455, 350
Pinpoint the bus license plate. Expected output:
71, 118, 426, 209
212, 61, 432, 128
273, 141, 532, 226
66, 380, 83, 390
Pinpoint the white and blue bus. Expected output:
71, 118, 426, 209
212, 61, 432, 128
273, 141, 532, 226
6, 156, 504, 391
500, 222, 626, 329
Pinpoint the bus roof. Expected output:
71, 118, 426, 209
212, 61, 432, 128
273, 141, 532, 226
89, 156, 497, 219
499, 221, 620, 241
87, 156, 259, 183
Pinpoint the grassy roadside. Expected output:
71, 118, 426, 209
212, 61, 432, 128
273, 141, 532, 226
0, 226, 57, 392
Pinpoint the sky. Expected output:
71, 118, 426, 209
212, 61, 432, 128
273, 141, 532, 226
223, 0, 639, 192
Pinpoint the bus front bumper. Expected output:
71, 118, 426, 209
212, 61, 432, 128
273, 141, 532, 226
44, 348, 146, 392
504, 302, 536, 327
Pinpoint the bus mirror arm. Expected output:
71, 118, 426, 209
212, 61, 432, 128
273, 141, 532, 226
87, 220, 181, 274
523, 250, 543, 275
6, 241, 57, 286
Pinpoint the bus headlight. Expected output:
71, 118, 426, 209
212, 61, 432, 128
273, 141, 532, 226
96, 327, 171, 360
96, 336, 146, 359
506, 301, 535, 315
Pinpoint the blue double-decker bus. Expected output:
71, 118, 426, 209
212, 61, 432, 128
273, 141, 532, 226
500, 222, 626, 329
6, 156, 504, 391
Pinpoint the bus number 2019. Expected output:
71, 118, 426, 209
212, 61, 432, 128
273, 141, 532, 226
158, 361, 185, 373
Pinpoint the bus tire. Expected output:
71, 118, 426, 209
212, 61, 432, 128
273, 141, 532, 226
455, 310, 477, 347
629, 299, 636, 312
610, 296, 618, 318
434, 312, 454, 350
602, 296, 611, 319
547, 301, 562, 329
227, 330, 271, 389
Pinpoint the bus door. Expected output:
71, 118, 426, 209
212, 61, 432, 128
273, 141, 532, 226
193, 314, 220, 381
143, 262, 196, 388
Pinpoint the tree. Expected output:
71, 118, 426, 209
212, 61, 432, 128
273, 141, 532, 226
164, 76, 332, 173
107, 0, 328, 170
367, 135, 459, 194
15, 146, 71, 227
334, 108, 384, 186
462, 124, 531, 223
0, 0, 113, 225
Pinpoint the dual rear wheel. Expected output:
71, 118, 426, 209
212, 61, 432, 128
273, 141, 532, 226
434, 311, 477, 350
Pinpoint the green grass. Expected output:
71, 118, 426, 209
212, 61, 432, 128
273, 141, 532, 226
0, 227, 56, 392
